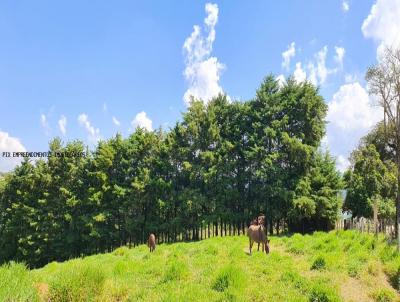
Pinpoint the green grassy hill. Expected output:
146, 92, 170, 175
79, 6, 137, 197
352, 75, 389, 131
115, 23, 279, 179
2, 230, 400, 302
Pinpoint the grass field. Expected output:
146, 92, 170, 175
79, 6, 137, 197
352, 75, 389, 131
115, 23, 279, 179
2, 230, 400, 302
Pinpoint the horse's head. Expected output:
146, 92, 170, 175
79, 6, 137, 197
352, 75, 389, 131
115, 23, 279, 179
257, 215, 265, 226
250, 218, 258, 226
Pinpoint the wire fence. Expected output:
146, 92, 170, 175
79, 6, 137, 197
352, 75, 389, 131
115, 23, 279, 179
336, 217, 395, 239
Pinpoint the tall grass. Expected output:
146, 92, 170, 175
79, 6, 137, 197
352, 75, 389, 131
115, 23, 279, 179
0, 262, 39, 301
1, 230, 400, 301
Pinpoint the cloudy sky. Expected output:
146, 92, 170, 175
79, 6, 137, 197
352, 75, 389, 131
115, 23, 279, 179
0, 0, 399, 172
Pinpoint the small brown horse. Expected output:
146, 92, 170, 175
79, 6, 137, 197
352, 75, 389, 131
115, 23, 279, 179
247, 215, 270, 254
148, 234, 156, 252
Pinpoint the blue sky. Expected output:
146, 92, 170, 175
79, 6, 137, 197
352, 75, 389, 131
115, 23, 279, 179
1, 0, 399, 172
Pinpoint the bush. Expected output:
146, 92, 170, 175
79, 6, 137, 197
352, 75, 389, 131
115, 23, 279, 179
311, 255, 326, 271
113, 246, 130, 257
309, 283, 340, 302
280, 270, 308, 292
163, 260, 188, 282
49, 261, 106, 301
347, 260, 361, 278
0, 262, 39, 302
367, 260, 380, 276
212, 265, 244, 292
383, 261, 400, 290
371, 288, 395, 302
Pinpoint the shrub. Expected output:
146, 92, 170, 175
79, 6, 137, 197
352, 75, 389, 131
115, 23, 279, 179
212, 265, 244, 292
48, 261, 106, 301
383, 261, 400, 290
371, 288, 395, 302
113, 246, 130, 257
0, 262, 39, 302
311, 255, 327, 271
309, 283, 340, 302
163, 260, 188, 282
280, 270, 308, 292
347, 260, 361, 278
367, 260, 380, 276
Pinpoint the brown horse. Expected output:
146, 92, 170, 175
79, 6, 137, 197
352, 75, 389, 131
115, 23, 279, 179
247, 215, 270, 254
148, 234, 156, 252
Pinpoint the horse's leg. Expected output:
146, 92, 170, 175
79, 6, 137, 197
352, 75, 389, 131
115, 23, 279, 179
249, 238, 252, 255
257, 242, 260, 251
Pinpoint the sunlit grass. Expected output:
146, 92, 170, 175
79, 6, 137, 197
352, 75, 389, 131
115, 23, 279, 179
1, 230, 400, 301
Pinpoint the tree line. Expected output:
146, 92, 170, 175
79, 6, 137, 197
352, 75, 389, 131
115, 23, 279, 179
0, 76, 343, 267
344, 48, 400, 248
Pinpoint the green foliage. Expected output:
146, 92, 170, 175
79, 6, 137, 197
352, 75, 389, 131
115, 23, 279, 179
0, 75, 341, 267
1, 231, 400, 301
163, 260, 188, 282
311, 255, 327, 271
345, 144, 397, 219
289, 151, 343, 232
309, 282, 340, 302
346, 260, 361, 278
212, 265, 244, 292
0, 262, 39, 302
48, 260, 106, 302
371, 288, 395, 302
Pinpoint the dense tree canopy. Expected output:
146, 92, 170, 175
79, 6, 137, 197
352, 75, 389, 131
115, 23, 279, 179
344, 144, 397, 219
0, 75, 343, 267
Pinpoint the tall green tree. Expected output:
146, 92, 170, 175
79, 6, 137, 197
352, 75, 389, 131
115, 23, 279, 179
344, 144, 397, 219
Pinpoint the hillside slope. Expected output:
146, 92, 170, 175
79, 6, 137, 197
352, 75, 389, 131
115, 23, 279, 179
2, 231, 400, 302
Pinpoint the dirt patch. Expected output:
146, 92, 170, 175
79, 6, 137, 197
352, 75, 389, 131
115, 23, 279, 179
340, 277, 373, 302
35, 282, 49, 301
273, 241, 400, 301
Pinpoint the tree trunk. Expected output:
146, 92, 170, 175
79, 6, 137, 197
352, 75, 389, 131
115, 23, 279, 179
269, 219, 274, 235
276, 219, 280, 235
397, 151, 400, 251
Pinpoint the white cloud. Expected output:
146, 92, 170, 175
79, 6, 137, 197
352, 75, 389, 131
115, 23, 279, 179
112, 116, 121, 127
282, 42, 296, 70
310, 46, 340, 85
334, 46, 345, 67
362, 0, 400, 58
78, 113, 101, 143
326, 83, 382, 174
327, 82, 382, 130
40, 114, 50, 135
40, 114, 47, 128
293, 62, 307, 83
315, 46, 329, 84
0, 131, 26, 172
306, 63, 317, 85
183, 3, 225, 105
131, 111, 153, 131
291, 46, 337, 86
336, 155, 350, 173
342, 1, 350, 12
344, 73, 358, 83
58, 115, 67, 136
